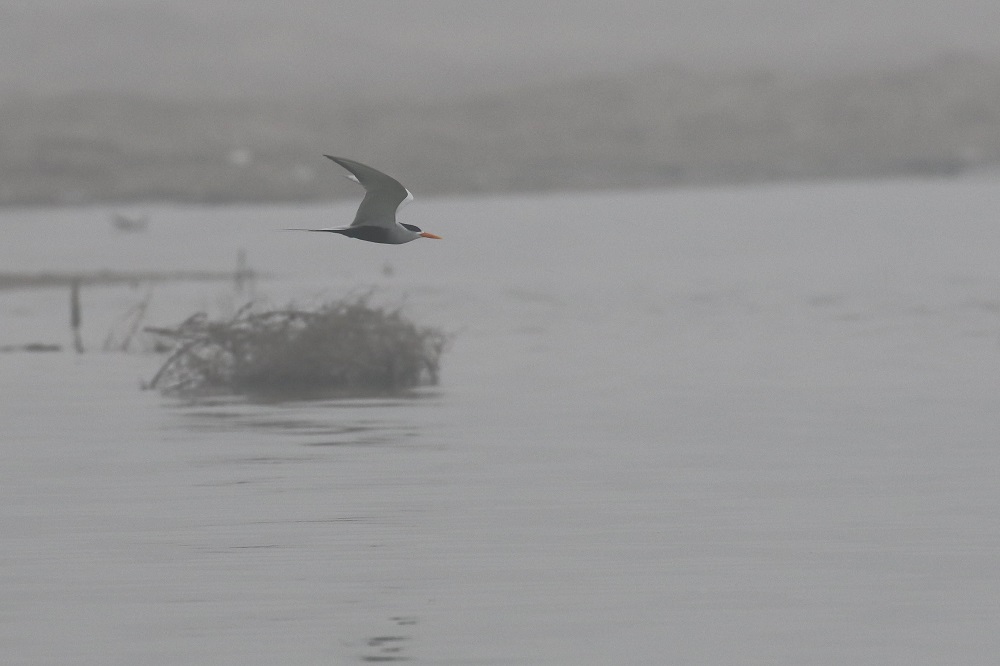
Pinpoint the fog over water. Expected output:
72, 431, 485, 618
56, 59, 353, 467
3, 178, 1000, 663
3, 3, 1000, 664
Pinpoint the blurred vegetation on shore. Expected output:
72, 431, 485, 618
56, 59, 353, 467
2, 56, 999, 206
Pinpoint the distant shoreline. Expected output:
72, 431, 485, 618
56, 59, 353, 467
2, 56, 998, 207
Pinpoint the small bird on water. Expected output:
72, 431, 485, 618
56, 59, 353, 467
290, 155, 442, 244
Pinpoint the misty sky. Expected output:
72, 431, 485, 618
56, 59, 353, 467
3, 0, 1000, 99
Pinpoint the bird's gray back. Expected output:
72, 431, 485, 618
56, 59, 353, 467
325, 156, 410, 229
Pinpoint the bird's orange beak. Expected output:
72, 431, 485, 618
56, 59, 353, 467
420, 232, 443, 239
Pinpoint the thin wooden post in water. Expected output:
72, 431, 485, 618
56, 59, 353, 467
233, 248, 255, 300
71, 279, 84, 353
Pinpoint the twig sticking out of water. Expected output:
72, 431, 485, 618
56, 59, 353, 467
103, 289, 155, 352
70, 279, 84, 354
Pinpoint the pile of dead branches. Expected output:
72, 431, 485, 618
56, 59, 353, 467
145, 296, 447, 397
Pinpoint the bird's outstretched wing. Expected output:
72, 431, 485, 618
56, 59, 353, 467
325, 155, 412, 229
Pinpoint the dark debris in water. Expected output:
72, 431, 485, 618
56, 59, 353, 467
0, 342, 62, 353
145, 295, 448, 399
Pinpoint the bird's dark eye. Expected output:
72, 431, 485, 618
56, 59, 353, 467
401, 223, 422, 233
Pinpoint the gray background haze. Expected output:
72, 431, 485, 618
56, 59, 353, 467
5, 0, 1000, 97
4, 5, 1000, 664
2, 0, 1000, 203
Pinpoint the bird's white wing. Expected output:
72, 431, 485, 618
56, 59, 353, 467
325, 155, 412, 229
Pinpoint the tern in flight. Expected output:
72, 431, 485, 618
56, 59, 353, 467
291, 155, 442, 244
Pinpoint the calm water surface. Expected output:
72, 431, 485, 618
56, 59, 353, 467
2, 178, 1000, 664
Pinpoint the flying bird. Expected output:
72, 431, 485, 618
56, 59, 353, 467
290, 155, 441, 244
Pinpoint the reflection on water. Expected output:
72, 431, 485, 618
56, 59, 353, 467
163, 393, 439, 448
360, 616, 420, 663
135, 386, 445, 664
363, 635, 411, 662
